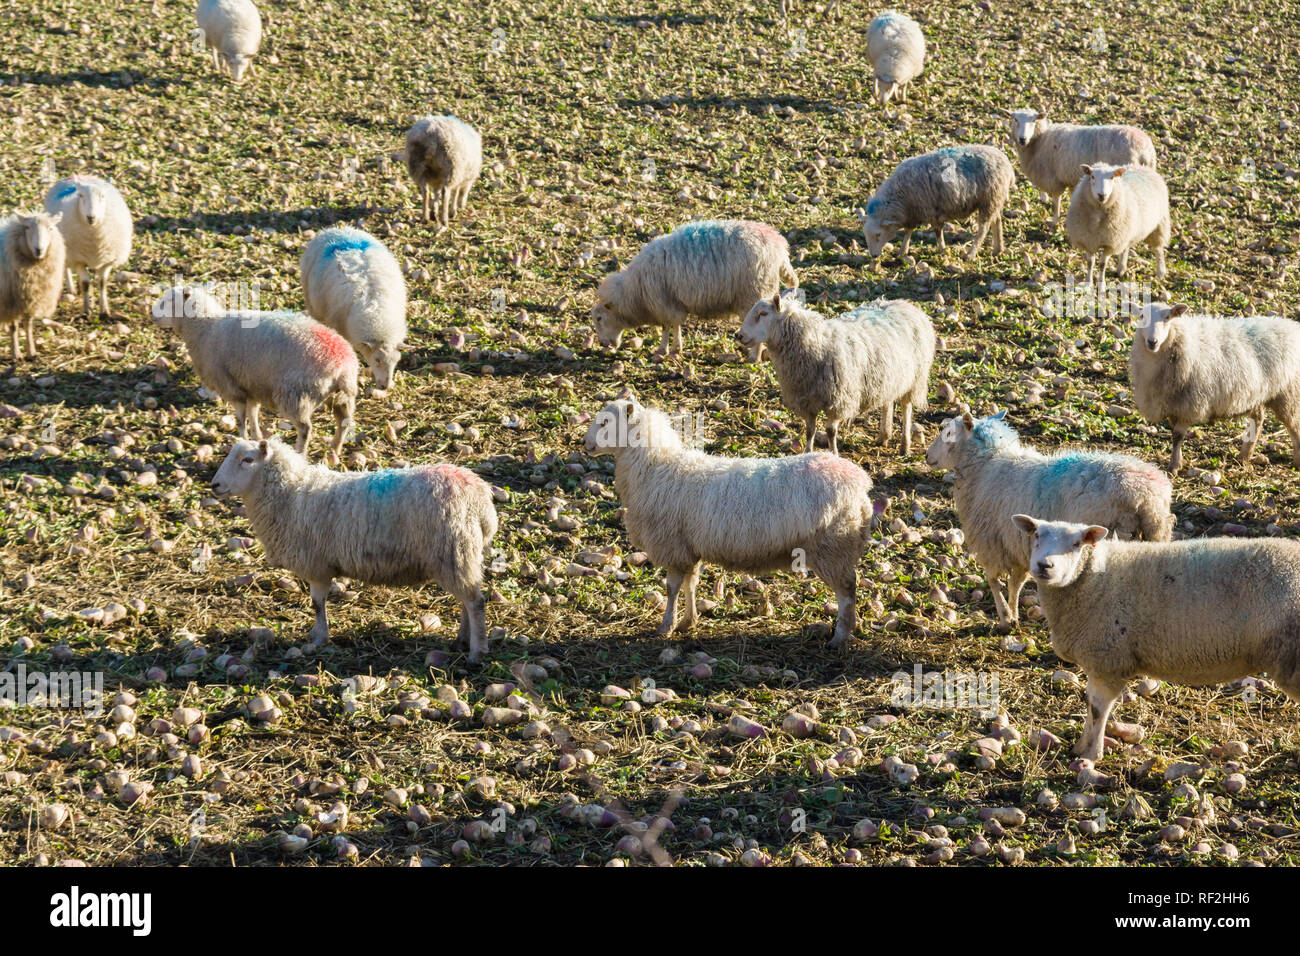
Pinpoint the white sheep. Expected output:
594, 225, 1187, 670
151, 285, 358, 464
196, 0, 262, 82
584, 399, 875, 648
858, 145, 1014, 261
927, 412, 1173, 630
43, 175, 133, 319
405, 115, 483, 225
1065, 163, 1170, 288
592, 219, 799, 360
1130, 302, 1300, 473
1011, 514, 1300, 762
867, 11, 925, 107
300, 226, 408, 391
1001, 109, 1157, 229
736, 294, 934, 455
212, 438, 499, 660
0, 211, 66, 362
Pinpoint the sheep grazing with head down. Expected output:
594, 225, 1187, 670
1129, 301, 1300, 473
1065, 163, 1170, 288
592, 219, 798, 360
212, 438, 499, 660
43, 175, 133, 319
1001, 109, 1157, 229
584, 399, 874, 648
867, 11, 925, 108
300, 226, 408, 391
1011, 513, 1300, 762
858, 145, 1014, 261
151, 285, 358, 464
926, 411, 1173, 630
736, 294, 934, 455
196, 0, 262, 82
0, 211, 65, 362
405, 114, 483, 225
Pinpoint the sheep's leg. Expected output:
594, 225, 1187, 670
294, 418, 312, 456
934, 222, 945, 251
25, 315, 36, 357
232, 400, 249, 439
65, 268, 77, 297
1154, 247, 1167, 280
1050, 192, 1063, 230
1075, 674, 1126, 761
988, 574, 1014, 630
815, 558, 858, 649
246, 403, 262, 440
967, 217, 994, 261
440, 186, 451, 225
1169, 427, 1186, 474
899, 230, 912, 256
900, 401, 913, 456
755, 579, 773, 617
464, 591, 489, 663
329, 395, 354, 467
1115, 249, 1129, 278
421, 182, 431, 221
1006, 568, 1029, 624
652, 325, 673, 359
1240, 407, 1265, 465
307, 579, 332, 645
456, 606, 471, 649
658, 570, 683, 636
678, 564, 701, 631
826, 420, 839, 456
80, 269, 93, 318
879, 403, 894, 442
9, 324, 19, 362
1097, 254, 1109, 291
828, 581, 858, 649
98, 268, 112, 317
1084, 254, 1095, 286
992, 213, 1004, 255
802, 416, 817, 454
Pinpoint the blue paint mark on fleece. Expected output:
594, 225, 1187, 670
318, 229, 374, 260
841, 303, 893, 324
936, 146, 985, 176
865, 199, 882, 216
971, 416, 1019, 450
673, 220, 724, 246
365, 469, 406, 501
51, 183, 78, 201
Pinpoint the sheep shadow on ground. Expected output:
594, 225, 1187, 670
617, 94, 852, 116
148, 206, 380, 237
0, 70, 190, 93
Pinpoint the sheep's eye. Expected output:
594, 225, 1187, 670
242, 457, 254, 464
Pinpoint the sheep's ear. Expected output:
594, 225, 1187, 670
257, 440, 270, 459
992, 408, 1007, 421
1081, 525, 1108, 546
1011, 514, 1037, 535
997, 107, 1014, 117
1080, 164, 1092, 176
771, 294, 780, 309
1113, 167, 1126, 178
960, 412, 974, 431
1168, 303, 1189, 318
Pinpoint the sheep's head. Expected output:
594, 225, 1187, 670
358, 340, 401, 390
1012, 515, 1108, 588
873, 76, 901, 106
926, 409, 1008, 469
1002, 108, 1045, 147
584, 399, 642, 455
1133, 302, 1188, 354
212, 438, 275, 497
150, 285, 222, 327
225, 53, 255, 83
591, 273, 630, 349
18, 213, 61, 261
859, 208, 901, 256
736, 293, 789, 350
1080, 163, 1124, 204
76, 183, 107, 227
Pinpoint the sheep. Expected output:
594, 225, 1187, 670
300, 226, 408, 391
1065, 163, 1170, 288
857, 145, 1014, 261
43, 175, 133, 319
583, 399, 874, 648
196, 0, 262, 82
1011, 513, 1300, 762
151, 285, 357, 464
867, 11, 925, 107
926, 411, 1173, 630
736, 293, 934, 456
591, 219, 799, 360
0, 211, 66, 362
1001, 109, 1157, 230
1129, 301, 1300, 473
212, 438, 499, 660
405, 115, 483, 225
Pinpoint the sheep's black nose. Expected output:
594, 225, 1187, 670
1036, 561, 1050, 576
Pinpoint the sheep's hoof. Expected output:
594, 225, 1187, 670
994, 621, 1013, 635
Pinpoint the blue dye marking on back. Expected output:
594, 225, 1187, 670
52, 183, 78, 201
366, 469, 406, 501
319, 229, 374, 259
865, 199, 881, 216
674, 220, 724, 246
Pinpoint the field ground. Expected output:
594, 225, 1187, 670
2, 0, 1300, 866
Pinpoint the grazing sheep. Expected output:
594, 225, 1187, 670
151, 285, 357, 464
592, 219, 799, 360
1129, 302, 1300, 473
927, 412, 1173, 630
1011, 514, 1300, 762
405, 115, 482, 225
196, 0, 262, 82
584, 399, 874, 647
0, 211, 65, 362
1065, 163, 1170, 288
736, 294, 934, 455
212, 438, 499, 660
300, 226, 408, 391
858, 145, 1014, 261
1001, 109, 1157, 229
867, 11, 925, 107
43, 175, 133, 319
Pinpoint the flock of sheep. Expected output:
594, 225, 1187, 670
1, 2, 1298, 766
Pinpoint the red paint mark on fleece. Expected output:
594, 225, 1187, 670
1127, 461, 1170, 490
807, 454, 869, 486
747, 221, 788, 249
429, 463, 484, 488
311, 324, 358, 371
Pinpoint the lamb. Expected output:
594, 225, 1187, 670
1001, 109, 1157, 230
583, 399, 874, 648
212, 438, 499, 660
196, 0, 262, 82
1065, 163, 1170, 288
405, 115, 483, 225
43, 175, 133, 319
0, 211, 66, 362
926, 411, 1173, 630
1011, 514, 1300, 762
591, 219, 799, 360
736, 294, 934, 455
858, 145, 1014, 261
1129, 301, 1300, 473
300, 227, 408, 391
151, 285, 357, 464
867, 11, 925, 107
